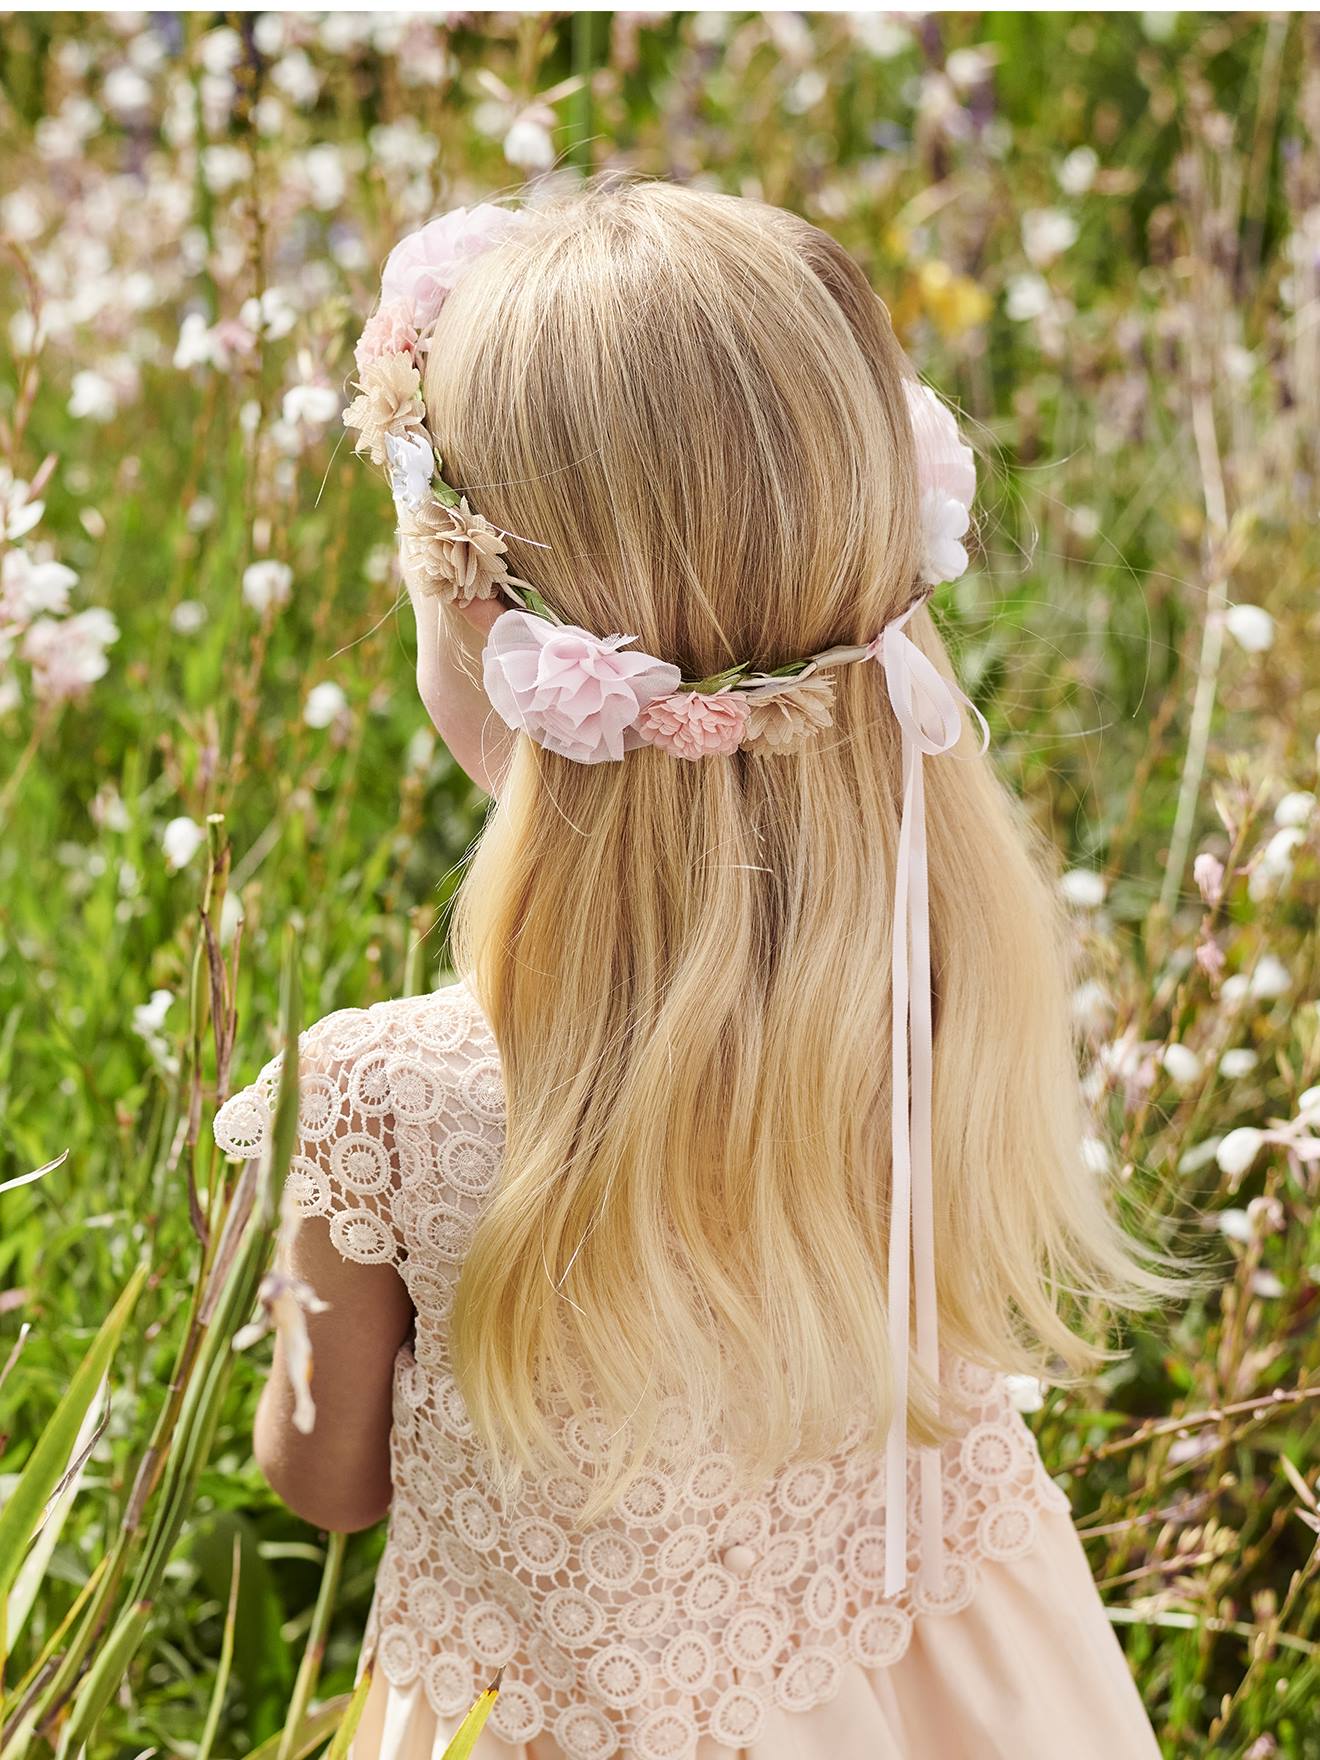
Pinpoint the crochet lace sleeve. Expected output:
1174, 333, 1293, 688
212, 1005, 408, 1270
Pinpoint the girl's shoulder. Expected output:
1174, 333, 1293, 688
212, 973, 503, 1167
211, 975, 504, 1273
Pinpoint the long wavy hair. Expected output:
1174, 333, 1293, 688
415, 177, 1174, 1519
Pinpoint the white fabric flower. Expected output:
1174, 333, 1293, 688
903, 383, 975, 585
385, 429, 437, 516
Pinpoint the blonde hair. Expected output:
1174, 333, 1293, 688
418, 177, 1172, 1518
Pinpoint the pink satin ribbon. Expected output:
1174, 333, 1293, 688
869, 598, 988, 1597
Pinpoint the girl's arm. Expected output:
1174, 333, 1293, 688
253, 1215, 414, 1533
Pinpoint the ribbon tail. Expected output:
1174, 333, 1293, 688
883, 737, 919, 1599
908, 754, 945, 1594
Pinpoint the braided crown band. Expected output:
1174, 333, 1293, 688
343, 202, 993, 1601
344, 203, 979, 767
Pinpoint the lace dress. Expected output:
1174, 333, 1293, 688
213, 976, 1162, 1760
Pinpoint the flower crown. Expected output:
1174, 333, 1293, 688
344, 203, 978, 766
344, 201, 990, 1602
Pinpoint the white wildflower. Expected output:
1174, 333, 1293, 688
1249, 827, 1304, 901
1216, 1128, 1264, 1178
242, 559, 293, 614
1005, 272, 1052, 322
162, 816, 206, 871
1022, 208, 1078, 266
170, 600, 208, 635
1249, 954, 1291, 1000
304, 681, 348, 729
68, 370, 118, 423
1005, 1374, 1045, 1413
1223, 603, 1274, 653
1218, 1049, 1257, 1079
1057, 146, 1098, 196
503, 109, 556, 172
1274, 791, 1314, 827
23, 608, 118, 701
1161, 1043, 1202, 1086
1215, 1207, 1253, 1243
1060, 868, 1107, 908
132, 989, 173, 1039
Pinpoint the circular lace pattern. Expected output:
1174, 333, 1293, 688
213, 978, 1069, 1760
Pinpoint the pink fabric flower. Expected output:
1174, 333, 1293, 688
636, 690, 751, 760
482, 609, 681, 765
354, 300, 420, 374
904, 382, 976, 585
381, 204, 527, 332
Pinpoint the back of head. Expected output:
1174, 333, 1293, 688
414, 177, 1163, 1515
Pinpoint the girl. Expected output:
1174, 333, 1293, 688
215, 178, 1173, 1760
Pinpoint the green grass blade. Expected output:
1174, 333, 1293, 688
438, 1673, 503, 1760
277, 1531, 344, 1760
0, 1263, 147, 1606
195, 1531, 240, 1760
233, 1696, 350, 1760
324, 1663, 373, 1760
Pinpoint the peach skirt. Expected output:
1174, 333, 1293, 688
351, 1507, 1161, 1760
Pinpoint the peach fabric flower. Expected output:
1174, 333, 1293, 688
342, 355, 424, 465
742, 674, 835, 753
636, 689, 751, 760
381, 204, 527, 332
401, 496, 522, 606
482, 610, 681, 764
355, 301, 421, 375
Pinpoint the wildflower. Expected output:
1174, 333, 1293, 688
242, 559, 293, 614
1060, 868, 1107, 908
68, 371, 118, 422
1216, 1128, 1264, 1178
282, 382, 340, 428
1005, 1374, 1044, 1413
23, 608, 118, 701
132, 990, 172, 1036
1249, 954, 1291, 999
503, 107, 556, 172
170, 600, 208, 635
1249, 827, 1304, 900
1161, 1043, 1202, 1086
1223, 603, 1274, 653
1057, 146, 1099, 196
1193, 850, 1225, 905
304, 681, 348, 729
1218, 1049, 1257, 1078
162, 816, 205, 871
1274, 791, 1314, 827
1022, 208, 1079, 266
0, 551, 76, 623
1005, 273, 1052, 322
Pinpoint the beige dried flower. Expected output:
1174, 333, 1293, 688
742, 674, 836, 754
400, 496, 524, 606
342, 353, 425, 466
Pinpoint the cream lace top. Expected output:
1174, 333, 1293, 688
213, 976, 1071, 1760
